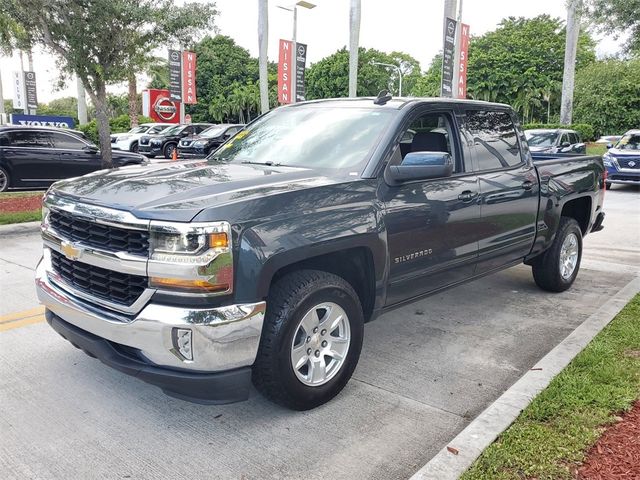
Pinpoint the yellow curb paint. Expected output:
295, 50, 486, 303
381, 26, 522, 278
0, 314, 45, 332
0, 306, 44, 323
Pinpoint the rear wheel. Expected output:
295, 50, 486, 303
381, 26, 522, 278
163, 143, 177, 159
252, 270, 364, 410
0, 167, 9, 192
532, 217, 583, 292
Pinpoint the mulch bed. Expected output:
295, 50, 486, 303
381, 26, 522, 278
0, 194, 43, 213
577, 400, 640, 479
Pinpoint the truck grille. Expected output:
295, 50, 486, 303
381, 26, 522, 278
617, 157, 640, 169
49, 210, 149, 256
51, 250, 147, 306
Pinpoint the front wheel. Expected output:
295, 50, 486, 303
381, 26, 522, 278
252, 270, 364, 410
0, 167, 9, 192
163, 143, 177, 159
130, 141, 139, 153
532, 217, 583, 292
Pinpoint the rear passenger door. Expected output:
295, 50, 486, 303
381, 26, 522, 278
463, 109, 539, 273
4, 130, 58, 186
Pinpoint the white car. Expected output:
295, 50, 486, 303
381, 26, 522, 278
111, 123, 174, 152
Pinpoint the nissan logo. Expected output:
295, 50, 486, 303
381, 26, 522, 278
170, 51, 180, 61
153, 96, 177, 121
447, 21, 455, 36
629, 160, 636, 167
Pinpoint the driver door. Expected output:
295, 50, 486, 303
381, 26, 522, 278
381, 109, 482, 306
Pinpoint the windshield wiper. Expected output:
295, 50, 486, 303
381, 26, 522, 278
241, 160, 283, 166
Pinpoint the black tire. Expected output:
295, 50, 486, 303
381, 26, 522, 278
163, 143, 177, 159
532, 217, 583, 292
0, 167, 9, 192
252, 269, 364, 410
130, 141, 139, 153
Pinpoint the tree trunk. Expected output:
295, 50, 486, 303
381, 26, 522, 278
258, 0, 270, 114
89, 80, 113, 168
348, 0, 361, 97
128, 73, 139, 127
0, 63, 5, 117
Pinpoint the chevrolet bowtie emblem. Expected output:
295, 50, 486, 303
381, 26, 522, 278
61, 241, 82, 261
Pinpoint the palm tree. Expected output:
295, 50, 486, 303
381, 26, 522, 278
209, 94, 232, 123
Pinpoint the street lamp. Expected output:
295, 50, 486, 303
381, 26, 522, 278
277, 1, 316, 103
371, 61, 403, 97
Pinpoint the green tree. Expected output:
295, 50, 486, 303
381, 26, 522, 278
306, 47, 421, 99
574, 58, 640, 137
584, 0, 640, 54
1, 0, 216, 167
464, 15, 595, 123
411, 54, 442, 97
188, 35, 259, 123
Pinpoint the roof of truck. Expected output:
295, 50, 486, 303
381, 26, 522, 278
288, 97, 511, 110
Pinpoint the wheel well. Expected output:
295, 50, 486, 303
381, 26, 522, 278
270, 247, 376, 322
561, 196, 591, 234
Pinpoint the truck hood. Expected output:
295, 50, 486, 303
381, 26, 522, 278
49, 160, 338, 222
608, 148, 640, 158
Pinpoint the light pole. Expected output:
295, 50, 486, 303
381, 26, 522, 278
371, 61, 403, 97
277, 1, 316, 103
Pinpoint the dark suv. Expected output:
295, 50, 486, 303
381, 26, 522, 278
177, 124, 244, 157
0, 126, 146, 192
138, 123, 212, 159
525, 128, 586, 154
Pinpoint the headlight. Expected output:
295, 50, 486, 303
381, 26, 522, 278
194, 141, 205, 146
602, 153, 613, 167
150, 139, 162, 145
148, 221, 233, 295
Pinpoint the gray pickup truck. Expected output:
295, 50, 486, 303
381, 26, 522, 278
36, 97, 606, 410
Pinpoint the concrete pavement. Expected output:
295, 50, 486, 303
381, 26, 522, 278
0, 186, 638, 480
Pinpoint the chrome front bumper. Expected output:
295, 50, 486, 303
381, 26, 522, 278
35, 256, 266, 373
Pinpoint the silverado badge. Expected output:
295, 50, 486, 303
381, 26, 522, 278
61, 241, 82, 261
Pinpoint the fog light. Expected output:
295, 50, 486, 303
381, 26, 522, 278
173, 328, 193, 361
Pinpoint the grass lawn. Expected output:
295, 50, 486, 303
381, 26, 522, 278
0, 191, 43, 225
586, 143, 607, 156
462, 294, 640, 480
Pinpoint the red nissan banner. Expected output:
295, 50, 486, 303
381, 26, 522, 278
182, 50, 197, 104
457, 23, 470, 99
278, 39, 293, 104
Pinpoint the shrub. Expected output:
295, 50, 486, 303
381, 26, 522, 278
523, 123, 595, 142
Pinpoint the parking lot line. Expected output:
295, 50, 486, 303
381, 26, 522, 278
0, 306, 45, 332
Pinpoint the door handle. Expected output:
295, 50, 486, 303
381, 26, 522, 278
522, 180, 534, 190
458, 191, 477, 202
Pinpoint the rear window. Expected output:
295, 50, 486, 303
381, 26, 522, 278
466, 110, 522, 170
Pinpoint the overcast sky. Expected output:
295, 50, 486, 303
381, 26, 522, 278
0, 0, 625, 104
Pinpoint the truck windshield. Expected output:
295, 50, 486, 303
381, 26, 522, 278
615, 133, 640, 151
525, 131, 558, 147
208, 106, 395, 170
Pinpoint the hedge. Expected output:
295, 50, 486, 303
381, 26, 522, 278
77, 115, 154, 145
523, 123, 595, 142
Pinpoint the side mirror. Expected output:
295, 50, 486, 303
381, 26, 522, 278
83, 145, 99, 153
606, 143, 613, 149
385, 152, 453, 185
561, 141, 571, 148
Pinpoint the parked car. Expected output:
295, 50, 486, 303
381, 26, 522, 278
177, 124, 244, 157
0, 126, 146, 192
36, 97, 605, 410
525, 128, 586, 154
602, 129, 640, 188
595, 135, 623, 145
111, 123, 174, 152
138, 123, 213, 158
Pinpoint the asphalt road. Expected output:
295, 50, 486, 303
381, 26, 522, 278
0, 186, 638, 480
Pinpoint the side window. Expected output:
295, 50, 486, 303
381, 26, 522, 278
398, 112, 462, 173
8, 131, 52, 148
570, 132, 580, 144
560, 133, 569, 146
465, 110, 522, 170
49, 132, 86, 150
0, 134, 8, 146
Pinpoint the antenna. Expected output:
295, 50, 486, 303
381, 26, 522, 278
374, 90, 392, 105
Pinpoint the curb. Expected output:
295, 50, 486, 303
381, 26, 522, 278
410, 275, 640, 480
0, 221, 41, 237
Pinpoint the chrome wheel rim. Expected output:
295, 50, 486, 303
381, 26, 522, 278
0, 170, 7, 191
290, 302, 351, 387
559, 233, 579, 280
